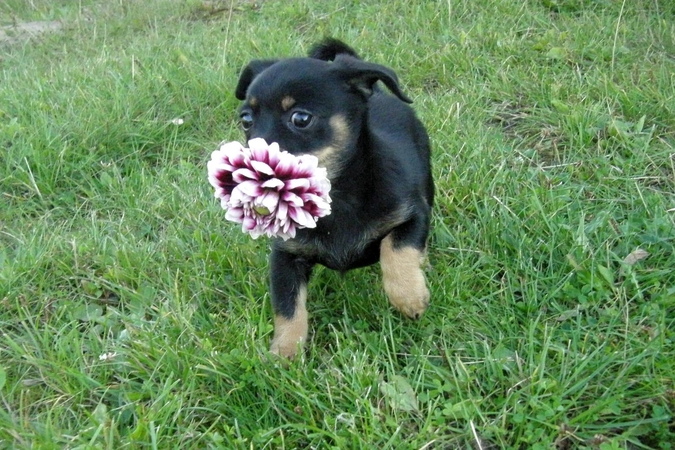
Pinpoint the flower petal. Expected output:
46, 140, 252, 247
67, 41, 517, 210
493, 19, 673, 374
258, 190, 280, 212
276, 201, 288, 221
248, 138, 268, 151
242, 215, 257, 230
248, 138, 270, 162
232, 168, 259, 183
282, 191, 304, 207
303, 193, 332, 217
261, 178, 284, 189
274, 152, 297, 177
293, 154, 319, 177
218, 140, 245, 154
289, 206, 316, 228
236, 180, 263, 197
267, 142, 281, 168
250, 160, 275, 176
219, 196, 230, 210
229, 191, 251, 209
225, 207, 244, 223
285, 178, 311, 191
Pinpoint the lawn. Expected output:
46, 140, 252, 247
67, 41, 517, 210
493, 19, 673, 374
1, 0, 674, 448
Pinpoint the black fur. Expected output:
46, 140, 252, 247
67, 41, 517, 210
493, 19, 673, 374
308, 38, 360, 61
234, 39, 433, 351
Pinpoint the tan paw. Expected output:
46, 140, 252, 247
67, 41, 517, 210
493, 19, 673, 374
269, 287, 308, 359
269, 324, 307, 359
383, 268, 430, 319
380, 235, 430, 319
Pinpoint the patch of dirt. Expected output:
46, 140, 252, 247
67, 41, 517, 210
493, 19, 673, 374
488, 99, 567, 165
187, 0, 263, 21
0, 20, 62, 45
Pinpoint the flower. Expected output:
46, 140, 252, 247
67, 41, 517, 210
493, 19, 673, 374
98, 352, 118, 361
207, 138, 332, 240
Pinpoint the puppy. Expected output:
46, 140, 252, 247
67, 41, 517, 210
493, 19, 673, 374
234, 39, 434, 358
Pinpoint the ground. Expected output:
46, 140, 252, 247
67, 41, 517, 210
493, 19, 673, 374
1, 0, 674, 448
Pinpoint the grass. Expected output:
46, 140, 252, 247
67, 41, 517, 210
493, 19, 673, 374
1, 0, 674, 448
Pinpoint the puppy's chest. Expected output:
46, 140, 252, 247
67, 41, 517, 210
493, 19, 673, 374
284, 221, 375, 270
279, 204, 411, 271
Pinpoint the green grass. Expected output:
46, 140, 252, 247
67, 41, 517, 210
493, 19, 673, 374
1, 0, 674, 448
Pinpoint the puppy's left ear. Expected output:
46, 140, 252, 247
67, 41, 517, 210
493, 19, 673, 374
235, 59, 278, 100
331, 55, 413, 104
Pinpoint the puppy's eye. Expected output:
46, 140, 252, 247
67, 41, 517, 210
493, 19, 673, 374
240, 112, 254, 130
290, 111, 313, 129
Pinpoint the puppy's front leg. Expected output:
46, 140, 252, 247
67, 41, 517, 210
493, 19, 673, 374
269, 248, 313, 358
380, 215, 430, 319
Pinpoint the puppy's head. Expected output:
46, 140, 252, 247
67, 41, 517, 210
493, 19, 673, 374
234, 54, 411, 178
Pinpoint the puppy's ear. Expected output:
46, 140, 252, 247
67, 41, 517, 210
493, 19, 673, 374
309, 38, 359, 61
235, 59, 278, 100
331, 55, 413, 104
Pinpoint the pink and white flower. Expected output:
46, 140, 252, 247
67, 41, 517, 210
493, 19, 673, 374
207, 138, 332, 240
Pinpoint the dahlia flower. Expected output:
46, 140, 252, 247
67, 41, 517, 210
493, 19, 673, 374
207, 138, 332, 240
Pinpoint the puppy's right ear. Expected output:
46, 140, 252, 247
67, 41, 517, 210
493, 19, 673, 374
235, 59, 278, 100
331, 55, 413, 104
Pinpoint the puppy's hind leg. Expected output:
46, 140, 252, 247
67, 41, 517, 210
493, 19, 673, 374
380, 212, 431, 319
269, 248, 313, 358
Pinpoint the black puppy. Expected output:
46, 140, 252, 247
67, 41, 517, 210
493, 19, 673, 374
234, 39, 434, 358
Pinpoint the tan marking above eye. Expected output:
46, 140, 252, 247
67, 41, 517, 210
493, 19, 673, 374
281, 96, 296, 111
249, 97, 258, 107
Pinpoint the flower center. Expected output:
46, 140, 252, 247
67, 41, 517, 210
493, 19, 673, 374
253, 205, 271, 216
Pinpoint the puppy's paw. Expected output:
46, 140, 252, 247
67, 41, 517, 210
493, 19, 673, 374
383, 268, 430, 319
269, 334, 304, 359
380, 236, 430, 320
269, 312, 308, 359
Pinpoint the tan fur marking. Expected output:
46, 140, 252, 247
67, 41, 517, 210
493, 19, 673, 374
329, 114, 349, 145
249, 97, 258, 107
281, 96, 296, 111
269, 285, 308, 358
314, 146, 338, 176
380, 234, 429, 319
314, 115, 350, 178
